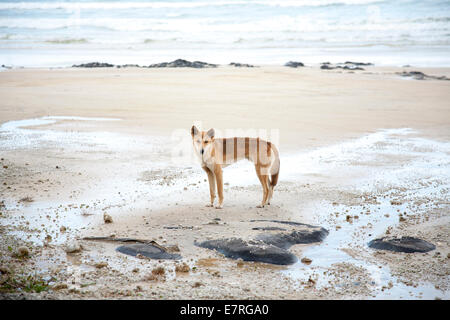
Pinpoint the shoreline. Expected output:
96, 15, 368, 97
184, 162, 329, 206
2, 43, 450, 69
3, 60, 450, 70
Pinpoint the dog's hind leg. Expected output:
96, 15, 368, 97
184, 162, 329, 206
255, 165, 270, 208
267, 185, 273, 205
202, 166, 216, 207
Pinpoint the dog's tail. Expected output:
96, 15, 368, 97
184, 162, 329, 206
269, 144, 280, 188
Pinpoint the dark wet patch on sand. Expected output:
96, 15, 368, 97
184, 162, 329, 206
368, 237, 436, 253
196, 220, 328, 265
116, 243, 182, 260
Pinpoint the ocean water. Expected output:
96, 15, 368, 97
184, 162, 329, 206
0, 0, 449, 67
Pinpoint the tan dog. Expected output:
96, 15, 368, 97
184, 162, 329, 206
191, 126, 280, 208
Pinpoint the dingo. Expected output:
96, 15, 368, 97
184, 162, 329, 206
191, 126, 280, 208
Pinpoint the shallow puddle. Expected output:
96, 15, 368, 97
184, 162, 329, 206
280, 128, 449, 299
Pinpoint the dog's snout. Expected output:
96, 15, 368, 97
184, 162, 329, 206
200, 149, 204, 155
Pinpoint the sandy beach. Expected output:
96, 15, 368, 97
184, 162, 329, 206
0, 65, 449, 300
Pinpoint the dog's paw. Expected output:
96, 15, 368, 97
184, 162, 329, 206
205, 204, 214, 207
215, 204, 223, 209
256, 204, 265, 208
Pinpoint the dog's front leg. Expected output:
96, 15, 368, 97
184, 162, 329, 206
213, 164, 224, 209
202, 166, 215, 207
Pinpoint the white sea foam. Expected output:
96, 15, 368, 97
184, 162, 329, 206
0, 0, 449, 66
0, 1, 387, 10
1, 16, 447, 35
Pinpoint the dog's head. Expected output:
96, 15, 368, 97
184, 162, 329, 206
191, 125, 215, 158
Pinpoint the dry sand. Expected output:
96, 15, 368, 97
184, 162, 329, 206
0, 65, 449, 300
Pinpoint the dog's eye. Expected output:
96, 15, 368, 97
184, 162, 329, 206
204, 140, 209, 143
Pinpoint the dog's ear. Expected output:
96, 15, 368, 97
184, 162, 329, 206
191, 125, 199, 137
206, 128, 215, 139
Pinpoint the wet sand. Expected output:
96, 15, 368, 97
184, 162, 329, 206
0, 66, 449, 299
